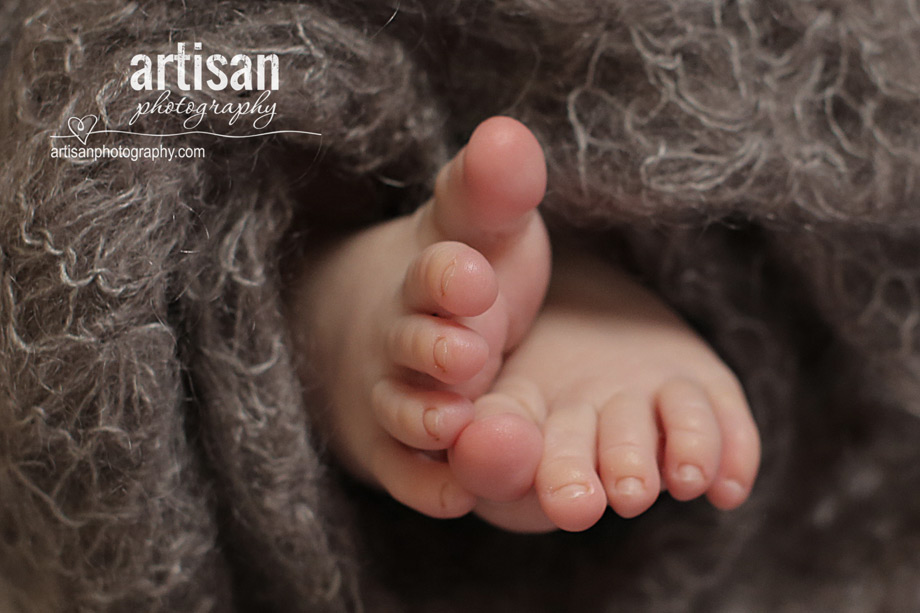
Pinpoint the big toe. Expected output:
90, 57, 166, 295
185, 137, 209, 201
449, 411, 543, 503
430, 116, 547, 247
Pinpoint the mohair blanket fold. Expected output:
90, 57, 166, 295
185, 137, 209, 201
2, 1, 919, 611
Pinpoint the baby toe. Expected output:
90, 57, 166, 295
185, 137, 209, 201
370, 438, 477, 519
704, 377, 761, 510
597, 394, 661, 518
657, 379, 722, 501
387, 314, 489, 385
535, 403, 607, 532
402, 241, 499, 318
371, 378, 474, 450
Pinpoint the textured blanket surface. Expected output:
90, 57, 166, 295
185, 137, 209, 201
2, 0, 920, 611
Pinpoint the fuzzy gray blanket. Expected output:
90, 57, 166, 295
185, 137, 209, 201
3, 0, 920, 611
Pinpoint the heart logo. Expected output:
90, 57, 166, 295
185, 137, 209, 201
67, 115, 98, 145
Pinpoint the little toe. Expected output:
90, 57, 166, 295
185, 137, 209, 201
429, 116, 546, 248
402, 241, 498, 318
371, 378, 474, 450
657, 379, 722, 501
597, 394, 661, 519
370, 438, 477, 519
536, 403, 607, 532
449, 378, 545, 502
704, 377, 761, 510
387, 314, 489, 385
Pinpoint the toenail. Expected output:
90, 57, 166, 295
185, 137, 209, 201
676, 464, 704, 484
552, 483, 592, 500
423, 408, 441, 441
439, 481, 466, 511
438, 482, 451, 510
440, 259, 457, 296
615, 477, 645, 496
721, 479, 746, 500
433, 337, 448, 371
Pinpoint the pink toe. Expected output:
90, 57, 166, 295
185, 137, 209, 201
449, 413, 543, 502
462, 116, 547, 229
403, 241, 499, 318
371, 379, 475, 450
387, 315, 490, 385
705, 378, 761, 510
539, 477, 607, 532
657, 379, 722, 501
432, 116, 547, 245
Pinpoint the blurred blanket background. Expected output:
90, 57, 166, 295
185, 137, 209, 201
2, 1, 920, 610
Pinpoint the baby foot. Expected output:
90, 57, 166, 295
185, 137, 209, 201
285, 117, 551, 518
458, 250, 761, 532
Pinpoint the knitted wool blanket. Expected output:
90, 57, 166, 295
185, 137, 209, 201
2, 1, 920, 611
